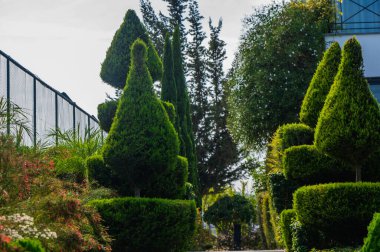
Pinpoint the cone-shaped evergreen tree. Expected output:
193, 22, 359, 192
102, 39, 179, 196
315, 37, 380, 181
300, 42, 341, 128
172, 25, 200, 200
161, 34, 177, 107
100, 9, 163, 89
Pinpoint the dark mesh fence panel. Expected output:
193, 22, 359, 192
0, 55, 6, 98
36, 81, 56, 145
9, 62, 34, 145
57, 95, 74, 133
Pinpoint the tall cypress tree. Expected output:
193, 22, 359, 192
102, 39, 179, 196
315, 37, 380, 181
161, 34, 177, 107
202, 18, 240, 195
187, 0, 210, 167
172, 26, 200, 199
100, 9, 163, 90
140, 0, 167, 56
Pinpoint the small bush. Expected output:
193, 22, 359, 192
97, 99, 118, 133
267, 124, 314, 172
55, 156, 87, 183
12, 238, 46, 252
294, 182, 380, 245
283, 145, 353, 184
281, 209, 297, 252
362, 213, 380, 252
89, 197, 196, 252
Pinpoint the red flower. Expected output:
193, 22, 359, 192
0, 234, 11, 244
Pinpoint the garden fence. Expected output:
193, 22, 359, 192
0, 50, 104, 146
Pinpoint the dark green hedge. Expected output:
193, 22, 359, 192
86, 155, 113, 187
283, 145, 354, 184
268, 172, 299, 213
266, 123, 314, 172
362, 213, 380, 252
89, 197, 196, 252
280, 209, 296, 252
294, 182, 380, 245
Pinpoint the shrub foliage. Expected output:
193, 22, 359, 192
89, 197, 196, 252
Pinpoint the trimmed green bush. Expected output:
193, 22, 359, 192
144, 155, 188, 199
55, 156, 87, 183
102, 39, 179, 196
89, 197, 196, 252
283, 145, 353, 184
100, 9, 162, 89
97, 99, 118, 133
86, 155, 112, 187
300, 42, 341, 128
266, 123, 314, 172
362, 213, 380, 252
315, 37, 380, 181
281, 209, 297, 252
294, 182, 380, 245
161, 100, 176, 125
268, 172, 298, 213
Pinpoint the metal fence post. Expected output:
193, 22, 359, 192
6, 58, 10, 136
33, 78, 37, 147
55, 93, 58, 145
73, 103, 76, 139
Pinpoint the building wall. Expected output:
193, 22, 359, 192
325, 33, 380, 78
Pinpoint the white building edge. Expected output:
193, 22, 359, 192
325, 0, 380, 101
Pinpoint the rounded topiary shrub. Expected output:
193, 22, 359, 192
294, 182, 380, 245
283, 145, 353, 184
362, 213, 380, 252
88, 197, 196, 252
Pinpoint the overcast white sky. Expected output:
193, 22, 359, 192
0, 0, 267, 116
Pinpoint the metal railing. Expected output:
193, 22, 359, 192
0, 50, 104, 146
331, 0, 380, 33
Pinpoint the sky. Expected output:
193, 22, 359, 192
0, 0, 267, 116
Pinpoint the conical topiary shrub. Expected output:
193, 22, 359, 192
102, 39, 179, 196
300, 42, 341, 128
315, 37, 380, 181
100, 9, 162, 89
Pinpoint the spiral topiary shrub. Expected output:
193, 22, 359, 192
88, 197, 196, 252
102, 39, 179, 196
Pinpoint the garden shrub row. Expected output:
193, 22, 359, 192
294, 182, 380, 245
89, 197, 196, 252
268, 172, 299, 213
280, 209, 296, 252
259, 192, 277, 249
362, 212, 380, 252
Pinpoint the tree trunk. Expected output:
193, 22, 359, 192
134, 187, 141, 197
356, 165, 362, 182
233, 223, 241, 250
